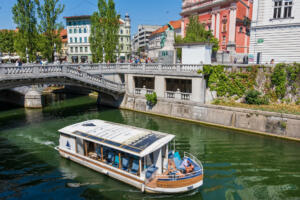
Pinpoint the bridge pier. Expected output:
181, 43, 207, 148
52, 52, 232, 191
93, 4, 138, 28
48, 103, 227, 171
24, 89, 43, 109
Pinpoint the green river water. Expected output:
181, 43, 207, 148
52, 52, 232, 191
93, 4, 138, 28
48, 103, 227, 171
0, 95, 299, 200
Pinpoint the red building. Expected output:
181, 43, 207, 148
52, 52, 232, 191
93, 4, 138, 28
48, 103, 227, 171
181, 0, 253, 61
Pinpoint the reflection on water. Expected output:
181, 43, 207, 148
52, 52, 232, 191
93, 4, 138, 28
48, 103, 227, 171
0, 95, 299, 200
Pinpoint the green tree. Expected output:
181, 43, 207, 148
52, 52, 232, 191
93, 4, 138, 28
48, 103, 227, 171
12, 0, 39, 61
90, 0, 120, 63
35, 0, 65, 62
0, 30, 16, 54
177, 16, 219, 52
90, 0, 105, 63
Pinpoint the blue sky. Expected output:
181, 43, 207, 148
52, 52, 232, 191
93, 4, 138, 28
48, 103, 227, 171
0, 0, 182, 35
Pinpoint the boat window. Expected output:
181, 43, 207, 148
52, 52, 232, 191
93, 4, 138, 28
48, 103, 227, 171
162, 145, 166, 159
80, 141, 142, 176
144, 153, 154, 169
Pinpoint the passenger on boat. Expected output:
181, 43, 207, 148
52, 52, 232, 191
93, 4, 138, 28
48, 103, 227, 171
182, 159, 194, 173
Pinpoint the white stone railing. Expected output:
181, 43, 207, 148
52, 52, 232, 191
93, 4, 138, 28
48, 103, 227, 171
165, 91, 175, 99
0, 65, 125, 94
134, 87, 154, 96
165, 90, 191, 101
0, 63, 204, 75
135, 88, 142, 95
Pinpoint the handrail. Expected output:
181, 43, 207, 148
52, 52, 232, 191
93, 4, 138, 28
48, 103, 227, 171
184, 152, 204, 175
149, 152, 203, 181
0, 63, 205, 74
0, 65, 125, 93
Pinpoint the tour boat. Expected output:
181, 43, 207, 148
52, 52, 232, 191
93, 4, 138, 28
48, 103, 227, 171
57, 120, 204, 194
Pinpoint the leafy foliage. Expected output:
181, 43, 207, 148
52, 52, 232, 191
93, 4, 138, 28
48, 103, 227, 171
0, 30, 15, 53
245, 89, 269, 105
271, 64, 287, 99
12, 0, 39, 61
201, 65, 257, 97
35, 0, 65, 62
175, 16, 219, 52
286, 63, 300, 95
90, 0, 120, 63
145, 92, 157, 106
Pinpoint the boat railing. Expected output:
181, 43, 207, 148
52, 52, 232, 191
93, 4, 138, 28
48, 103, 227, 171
184, 152, 204, 174
148, 152, 203, 181
151, 168, 202, 181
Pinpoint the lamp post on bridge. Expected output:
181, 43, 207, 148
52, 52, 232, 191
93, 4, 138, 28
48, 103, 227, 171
54, 43, 58, 64
0, 48, 2, 64
26, 47, 29, 64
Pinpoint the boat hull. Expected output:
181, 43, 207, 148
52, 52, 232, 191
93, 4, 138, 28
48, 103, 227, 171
145, 180, 203, 194
58, 148, 203, 194
145, 174, 203, 194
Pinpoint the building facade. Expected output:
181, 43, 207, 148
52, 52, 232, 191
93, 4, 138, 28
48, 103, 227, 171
118, 14, 131, 61
249, 0, 300, 64
132, 25, 162, 56
148, 20, 182, 61
65, 14, 131, 63
59, 29, 68, 61
65, 15, 92, 63
181, 0, 253, 62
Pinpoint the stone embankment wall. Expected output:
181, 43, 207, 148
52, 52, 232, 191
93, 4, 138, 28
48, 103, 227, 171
120, 95, 300, 141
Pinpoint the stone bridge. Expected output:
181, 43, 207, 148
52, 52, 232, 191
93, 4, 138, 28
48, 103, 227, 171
0, 63, 205, 108
0, 65, 125, 99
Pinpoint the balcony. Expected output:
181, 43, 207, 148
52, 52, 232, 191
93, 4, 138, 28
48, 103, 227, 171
134, 87, 154, 96
165, 90, 191, 101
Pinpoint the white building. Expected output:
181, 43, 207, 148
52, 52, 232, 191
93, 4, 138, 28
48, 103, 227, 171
132, 25, 162, 56
249, 0, 300, 64
118, 14, 131, 61
65, 15, 92, 63
148, 20, 182, 61
65, 14, 131, 63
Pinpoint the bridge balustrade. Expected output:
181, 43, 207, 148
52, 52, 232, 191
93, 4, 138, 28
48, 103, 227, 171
0, 65, 125, 94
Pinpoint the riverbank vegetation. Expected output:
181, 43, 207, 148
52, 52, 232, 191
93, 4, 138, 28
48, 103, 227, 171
213, 99, 300, 116
200, 63, 300, 115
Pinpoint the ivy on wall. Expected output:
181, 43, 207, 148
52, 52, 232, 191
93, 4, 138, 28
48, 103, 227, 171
271, 63, 300, 99
199, 65, 257, 98
199, 63, 300, 104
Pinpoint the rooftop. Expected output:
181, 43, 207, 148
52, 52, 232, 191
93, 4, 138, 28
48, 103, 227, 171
151, 20, 182, 36
59, 120, 175, 157
60, 29, 67, 43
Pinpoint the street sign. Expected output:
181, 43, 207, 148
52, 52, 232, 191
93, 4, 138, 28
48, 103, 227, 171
257, 38, 264, 44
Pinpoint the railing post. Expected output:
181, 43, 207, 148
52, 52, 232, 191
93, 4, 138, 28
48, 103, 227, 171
176, 64, 180, 72
175, 88, 181, 100
0, 67, 4, 75
158, 63, 162, 72
142, 63, 146, 72
142, 85, 147, 95
33, 66, 39, 74
62, 66, 67, 74
129, 63, 132, 71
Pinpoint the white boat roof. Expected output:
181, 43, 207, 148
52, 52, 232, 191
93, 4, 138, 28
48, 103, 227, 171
59, 120, 175, 157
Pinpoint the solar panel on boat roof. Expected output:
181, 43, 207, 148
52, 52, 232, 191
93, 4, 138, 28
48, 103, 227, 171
122, 145, 142, 153
129, 133, 164, 150
71, 122, 168, 154
103, 140, 122, 147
